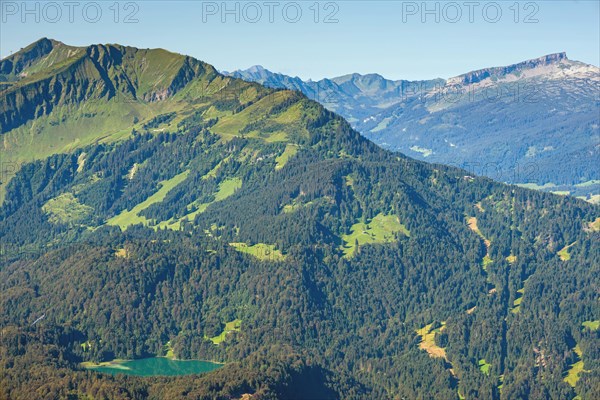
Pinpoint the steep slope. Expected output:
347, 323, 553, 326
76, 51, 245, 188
227, 55, 600, 199
0, 38, 217, 130
1, 41, 599, 400
0, 39, 293, 203
0, 38, 63, 81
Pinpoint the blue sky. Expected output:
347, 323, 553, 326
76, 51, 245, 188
1, 1, 598, 80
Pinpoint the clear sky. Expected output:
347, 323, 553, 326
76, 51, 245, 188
1, 0, 598, 80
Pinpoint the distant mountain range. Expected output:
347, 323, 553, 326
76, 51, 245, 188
226, 54, 600, 200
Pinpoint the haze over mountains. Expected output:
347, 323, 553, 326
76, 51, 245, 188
227, 54, 600, 200
0, 39, 599, 399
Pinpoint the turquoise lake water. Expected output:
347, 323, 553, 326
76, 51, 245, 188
85, 357, 223, 376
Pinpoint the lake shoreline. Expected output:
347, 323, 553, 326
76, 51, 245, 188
81, 356, 225, 376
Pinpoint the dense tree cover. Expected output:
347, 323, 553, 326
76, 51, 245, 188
1, 324, 353, 400
1, 72, 599, 399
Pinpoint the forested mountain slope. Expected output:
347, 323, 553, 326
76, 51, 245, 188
0, 37, 250, 203
1, 40, 599, 400
228, 54, 600, 199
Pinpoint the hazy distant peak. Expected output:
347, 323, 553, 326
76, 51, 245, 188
246, 65, 269, 73
450, 52, 573, 85
331, 72, 389, 85
228, 65, 281, 80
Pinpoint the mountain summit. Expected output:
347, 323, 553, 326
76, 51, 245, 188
0, 38, 216, 132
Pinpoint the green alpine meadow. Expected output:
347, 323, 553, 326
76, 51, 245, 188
0, 39, 598, 400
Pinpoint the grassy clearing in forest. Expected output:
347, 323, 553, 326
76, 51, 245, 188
588, 217, 600, 231
202, 157, 231, 180
283, 201, 311, 213
416, 322, 447, 359
214, 178, 242, 201
162, 341, 175, 359
115, 248, 129, 258
482, 255, 493, 271
42, 192, 93, 224
230, 242, 285, 261
208, 319, 242, 344
341, 213, 409, 258
564, 344, 587, 387
478, 359, 491, 375
467, 216, 495, 274
582, 320, 599, 331
282, 196, 321, 213
557, 242, 576, 261
107, 170, 190, 229
511, 287, 525, 314
155, 177, 242, 231
275, 144, 299, 170
80, 359, 131, 370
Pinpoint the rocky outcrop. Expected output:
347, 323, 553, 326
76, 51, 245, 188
0, 38, 56, 78
455, 52, 568, 85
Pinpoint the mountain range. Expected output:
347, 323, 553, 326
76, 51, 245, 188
226, 54, 600, 200
0, 39, 599, 400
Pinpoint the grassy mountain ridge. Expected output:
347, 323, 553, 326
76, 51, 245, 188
0, 39, 322, 203
0, 38, 217, 133
0, 38, 60, 79
0, 40, 599, 399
